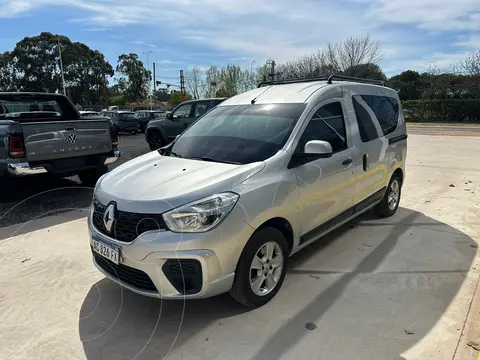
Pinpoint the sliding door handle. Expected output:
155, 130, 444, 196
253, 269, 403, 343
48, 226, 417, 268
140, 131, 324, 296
342, 158, 353, 166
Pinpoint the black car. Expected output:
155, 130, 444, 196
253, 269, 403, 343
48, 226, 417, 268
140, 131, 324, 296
101, 111, 139, 134
145, 98, 226, 150
135, 110, 166, 132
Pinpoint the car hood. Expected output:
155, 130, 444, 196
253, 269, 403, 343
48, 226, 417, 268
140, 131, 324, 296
95, 151, 265, 213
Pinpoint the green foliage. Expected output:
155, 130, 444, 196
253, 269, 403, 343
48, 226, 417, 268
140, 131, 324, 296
115, 53, 151, 103
388, 70, 422, 100
108, 95, 127, 106
167, 91, 181, 107
0, 32, 113, 105
342, 63, 387, 80
204, 64, 254, 98
152, 88, 169, 102
402, 99, 480, 123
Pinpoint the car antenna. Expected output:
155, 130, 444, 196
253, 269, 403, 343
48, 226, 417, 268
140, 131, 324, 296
251, 86, 272, 104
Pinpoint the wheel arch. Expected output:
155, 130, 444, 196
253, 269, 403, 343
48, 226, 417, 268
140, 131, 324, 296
255, 217, 294, 255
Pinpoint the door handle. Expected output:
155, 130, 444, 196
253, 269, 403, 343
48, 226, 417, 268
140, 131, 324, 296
363, 154, 369, 171
342, 158, 353, 166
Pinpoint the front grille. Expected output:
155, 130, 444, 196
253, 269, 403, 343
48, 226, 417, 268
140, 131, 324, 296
162, 259, 203, 295
93, 252, 157, 292
92, 200, 167, 242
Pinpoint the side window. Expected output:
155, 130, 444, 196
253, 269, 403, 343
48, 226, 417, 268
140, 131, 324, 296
173, 104, 193, 119
352, 97, 378, 142
353, 95, 400, 142
194, 103, 209, 117
297, 102, 347, 153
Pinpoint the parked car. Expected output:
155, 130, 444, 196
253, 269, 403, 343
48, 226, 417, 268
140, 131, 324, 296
101, 110, 139, 134
0, 92, 119, 185
134, 110, 166, 133
145, 98, 226, 150
88, 76, 407, 308
80, 111, 100, 118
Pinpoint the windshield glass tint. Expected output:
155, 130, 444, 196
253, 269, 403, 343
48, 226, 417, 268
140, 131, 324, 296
119, 113, 135, 119
171, 103, 306, 164
0, 99, 62, 117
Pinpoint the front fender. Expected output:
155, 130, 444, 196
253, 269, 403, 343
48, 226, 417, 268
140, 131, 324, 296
145, 125, 168, 144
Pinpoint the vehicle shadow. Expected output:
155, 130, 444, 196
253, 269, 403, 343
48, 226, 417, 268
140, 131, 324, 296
79, 207, 477, 360
0, 176, 92, 237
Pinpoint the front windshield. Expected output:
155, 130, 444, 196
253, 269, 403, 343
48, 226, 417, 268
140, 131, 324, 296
119, 113, 135, 119
170, 103, 306, 164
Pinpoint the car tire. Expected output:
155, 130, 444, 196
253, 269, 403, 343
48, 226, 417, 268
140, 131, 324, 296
229, 227, 289, 308
375, 172, 402, 218
78, 165, 108, 187
148, 131, 164, 151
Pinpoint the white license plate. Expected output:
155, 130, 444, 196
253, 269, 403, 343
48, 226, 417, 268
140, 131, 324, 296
92, 236, 120, 265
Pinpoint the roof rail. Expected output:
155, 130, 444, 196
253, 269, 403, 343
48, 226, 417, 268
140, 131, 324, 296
257, 74, 385, 88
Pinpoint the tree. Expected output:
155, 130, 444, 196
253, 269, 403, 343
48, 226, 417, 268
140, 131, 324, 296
167, 91, 191, 107
342, 63, 386, 80
0, 52, 17, 91
115, 53, 151, 102
0, 32, 113, 104
388, 70, 422, 100
204, 66, 222, 98
320, 34, 383, 75
63, 42, 113, 105
461, 51, 480, 76
185, 66, 204, 99
257, 34, 384, 82
204, 64, 254, 98
152, 88, 170, 102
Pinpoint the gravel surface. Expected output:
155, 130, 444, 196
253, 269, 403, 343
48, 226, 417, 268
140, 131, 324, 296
407, 124, 480, 136
0, 133, 150, 229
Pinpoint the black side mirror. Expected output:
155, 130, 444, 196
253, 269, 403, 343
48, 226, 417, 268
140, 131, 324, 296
167, 112, 173, 120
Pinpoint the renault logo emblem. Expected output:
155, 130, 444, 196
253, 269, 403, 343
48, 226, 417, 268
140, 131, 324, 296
103, 203, 116, 233
66, 133, 77, 144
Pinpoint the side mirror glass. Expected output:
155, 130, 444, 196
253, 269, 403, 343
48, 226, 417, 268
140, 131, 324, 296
304, 140, 332, 157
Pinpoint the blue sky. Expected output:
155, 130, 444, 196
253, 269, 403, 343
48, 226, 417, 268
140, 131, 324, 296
1, 0, 479, 84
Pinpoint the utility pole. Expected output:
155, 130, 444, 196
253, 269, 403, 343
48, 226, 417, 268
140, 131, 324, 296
179, 70, 186, 103
143, 51, 153, 109
58, 36, 66, 95
153, 62, 156, 109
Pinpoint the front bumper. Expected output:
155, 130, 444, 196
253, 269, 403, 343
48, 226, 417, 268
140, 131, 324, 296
87, 204, 254, 299
6, 149, 120, 176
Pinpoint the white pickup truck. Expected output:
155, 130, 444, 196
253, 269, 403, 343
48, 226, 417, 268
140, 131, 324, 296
0, 92, 120, 186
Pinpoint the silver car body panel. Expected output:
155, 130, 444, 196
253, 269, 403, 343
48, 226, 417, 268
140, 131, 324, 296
89, 81, 407, 298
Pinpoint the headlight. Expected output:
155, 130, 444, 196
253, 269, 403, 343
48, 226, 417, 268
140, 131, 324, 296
162, 192, 239, 233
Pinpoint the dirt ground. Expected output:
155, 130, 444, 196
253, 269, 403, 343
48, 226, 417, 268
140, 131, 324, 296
0, 133, 479, 360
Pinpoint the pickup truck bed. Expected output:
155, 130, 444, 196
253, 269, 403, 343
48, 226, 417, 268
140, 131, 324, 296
0, 92, 120, 185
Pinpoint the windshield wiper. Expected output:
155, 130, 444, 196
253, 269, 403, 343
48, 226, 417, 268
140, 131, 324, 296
160, 148, 183, 158
188, 157, 241, 165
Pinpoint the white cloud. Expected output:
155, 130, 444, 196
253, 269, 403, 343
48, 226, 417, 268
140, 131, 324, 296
158, 60, 181, 64
454, 34, 480, 49
83, 28, 111, 32
1, 0, 479, 73
365, 0, 480, 31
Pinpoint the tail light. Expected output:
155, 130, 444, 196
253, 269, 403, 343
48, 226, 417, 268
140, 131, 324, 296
9, 134, 25, 158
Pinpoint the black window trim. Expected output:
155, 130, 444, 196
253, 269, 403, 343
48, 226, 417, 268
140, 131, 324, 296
352, 94, 400, 144
288, 99, 349, 169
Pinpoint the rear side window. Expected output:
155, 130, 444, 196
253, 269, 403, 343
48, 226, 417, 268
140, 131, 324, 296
353, 95, 400, 142
297, 102, 347, 153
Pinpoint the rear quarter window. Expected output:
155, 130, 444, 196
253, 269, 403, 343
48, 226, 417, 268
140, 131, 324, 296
352, 95, 400, 142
